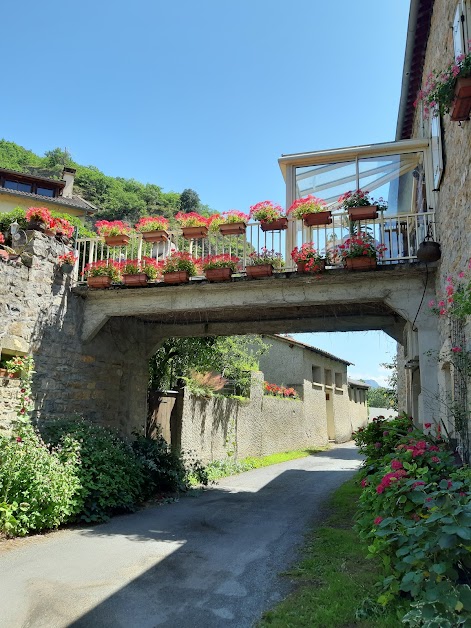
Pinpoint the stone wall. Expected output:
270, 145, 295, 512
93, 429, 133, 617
410, 0, 471, 439
179, 371, 368, 462
0, 232, 151, 435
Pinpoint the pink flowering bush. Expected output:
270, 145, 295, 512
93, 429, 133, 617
95, 220, 132, 237
175, 212, 209, 228
287, 195, 327, 219
355, 413, 471, 625
338, 190, 388, 212
221, 210, 249, 224
135, 216, 169, 232
336, 234, 387, 261
25, 206, 53, 227
414, 49, 471, 118
264, 381, 299, 400
249, 201, 285, 223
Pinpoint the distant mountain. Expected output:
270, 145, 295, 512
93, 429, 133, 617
364, 379, 380, 388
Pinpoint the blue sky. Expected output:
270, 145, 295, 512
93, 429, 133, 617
1, 0, 409, 384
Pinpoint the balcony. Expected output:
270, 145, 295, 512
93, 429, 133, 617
73, 138, 436, 283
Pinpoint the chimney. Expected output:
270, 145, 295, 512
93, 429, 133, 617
62, 167, 76, 198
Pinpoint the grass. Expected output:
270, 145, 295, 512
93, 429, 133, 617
206, 448, 328, 481
258, 477, 403, 628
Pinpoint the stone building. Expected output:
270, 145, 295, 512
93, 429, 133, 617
257, 335, 369, 442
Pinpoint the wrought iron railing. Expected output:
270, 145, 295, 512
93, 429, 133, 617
73, 211, 436, 283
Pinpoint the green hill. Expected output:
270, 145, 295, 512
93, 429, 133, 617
0, 140, 213, 224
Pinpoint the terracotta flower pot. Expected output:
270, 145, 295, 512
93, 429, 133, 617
450, 77, 471, 122
122, 273, 148, 286
104, 235, 130, 246
141, 229, 169, 242
163, 271, 190, 284
347, 206, 379, 221
204, 267, 233, 282
302, 211, 332, 227
246, 264, 273, 278
345, 257, 377, 271
296, 259, 326, 273
260, 218, 288, 232
219, 222, 247, 236
181, 226, 208, 240
87, 276, 113, 288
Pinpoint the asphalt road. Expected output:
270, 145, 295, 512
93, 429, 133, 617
0, 443, 362, 628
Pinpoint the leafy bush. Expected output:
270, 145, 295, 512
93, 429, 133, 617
355, 414, 471, 626
43, 418, 145, 523
0, 207, 94, 240
0, 425, 80, 536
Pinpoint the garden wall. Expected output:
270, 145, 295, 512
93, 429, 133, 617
178, 371, 366, 462
0, 232, 149, 435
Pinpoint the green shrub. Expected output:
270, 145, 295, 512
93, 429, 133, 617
0, 425, 80, 536
43, 418, 145, 523
353, 412, 416, 461
132, 434, 209, 494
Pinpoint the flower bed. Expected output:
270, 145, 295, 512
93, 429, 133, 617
354, 413, 471, 626
264, 381, 299, 400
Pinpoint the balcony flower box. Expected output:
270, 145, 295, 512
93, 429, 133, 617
296, 259, 326, 273
347, 205, 379, 221
87, 276, 113, 288
345, 257, 377, 271
163, 270, 190, 284
135, 216, 170, 242
181, 226, 209, 239
204, 267, 233, 282
201, 254, 239, 282
302, 211, 332, 227
122, 273, 148, 286
96, 220, 133, 246
104, 235, 130, 246
288, 195, 332, 227
450, 77, 471, 121
246, 264, 273, 278
260, 217, 288, 232
219, 222, 246, 236
142, 229, 169, 242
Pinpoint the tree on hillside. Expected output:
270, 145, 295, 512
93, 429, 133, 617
180, 188, 200, 213
382, 356, 398, 410
367, 387, 394, 409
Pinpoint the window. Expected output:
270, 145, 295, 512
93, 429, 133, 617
430, 111, 443, 190
312, 365, 322, 388
324, 369, 332, 388
37, 186, 55, 197
4, 179, 32, 193
453, 1, 471, 59
334, 372, 343, 389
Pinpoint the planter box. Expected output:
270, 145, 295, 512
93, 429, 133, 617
219, 222, 247, 236
0, 369, 19, 379
450, 77, 471, 121
87, 276, 113, 288
141, 229, 169, 242
163, 270, 190, 284
260, 217, 288, 232
296, 259, 326, 273
181, 226, 208, 240
246, 264, 273, 278
347, 206, 379, 221
302, 211, 332, 227
345, 257, 377, 271
122, 273, 148, 286
204, 267, 233, 282
104, 235, 130, 247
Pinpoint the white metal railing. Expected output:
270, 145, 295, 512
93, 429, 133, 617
73, 211, 436, 283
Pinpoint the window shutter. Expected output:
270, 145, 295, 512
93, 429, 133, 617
453, 1, 465, 58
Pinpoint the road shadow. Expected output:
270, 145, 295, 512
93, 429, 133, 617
62, 453, 361, 628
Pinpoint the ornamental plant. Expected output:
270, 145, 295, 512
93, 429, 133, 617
51, 217, 74, 238
291, 243, 330, 272
4, 355, 34, 376
336, 234, 387, 260
95, 220, 132, 237
338, 190, 388, 212
206, 214, 224, 232
57, 251, 77, 267
249, 200, 285, 223
221, 210, 249, 224
161, 252, 199, 276
175, 212, 209, 228
135, 216, 169, 232
429, 259, 471, 320
264, 381, 299, 399
25, 206, 53, 226
120, 257, 160, 280
414, 49, 471, 118
287, 195, 328, 219
200, 254, 240, 272
247, 247, 284, 268
82, 260, 121, 281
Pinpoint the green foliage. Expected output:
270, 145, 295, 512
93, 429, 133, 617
180, 188, 200, 212
42, 419, 146, 523
367, 386, 395, 409
0, 139, 42, 171
149, 335, 268, 396
132, 433, 189, 495
0, 207, 28, 234
353, 412, 415, 461
50, 211, 95, 239
0, 426, 80, 537
355, 414, 471, 626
